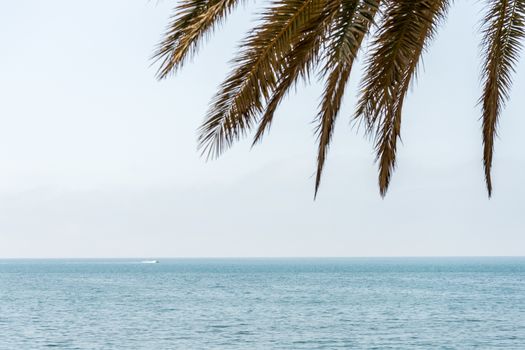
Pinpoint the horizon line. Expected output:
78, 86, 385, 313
1, 255, 524, 260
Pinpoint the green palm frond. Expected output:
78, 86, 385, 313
314, 0, 380, 196
480, 0, 525, 196
154, 0, 245, 79
356, 0, 450, 196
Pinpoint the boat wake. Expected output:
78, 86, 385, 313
141, 260, 159, 264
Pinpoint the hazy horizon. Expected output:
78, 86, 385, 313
1, 256, 525, 260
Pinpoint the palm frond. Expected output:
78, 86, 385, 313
154, 0, 523, 197
252, 0, 345, 145
154, 0, 245, 79
198, 0, 326, 159
480, 0, 525, 196
356, 0, 450, 196
314, 0, 380, 196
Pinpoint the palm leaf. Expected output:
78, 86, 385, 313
356, 0, 450, 196
198, 0, 326, 159
314, 0, 380, 196
252, 0, 345, 145
480, 0, 525, 196
154, 0, 524, 197
154, 0, 245, 79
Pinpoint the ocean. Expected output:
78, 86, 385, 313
0, 258, 524, 349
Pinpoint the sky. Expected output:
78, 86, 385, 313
0, 1, 524, 258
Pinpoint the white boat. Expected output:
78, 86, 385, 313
141, 260, 159, 264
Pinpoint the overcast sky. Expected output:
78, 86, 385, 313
1, 1, 524, 258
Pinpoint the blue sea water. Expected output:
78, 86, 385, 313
0, 258, 524, 349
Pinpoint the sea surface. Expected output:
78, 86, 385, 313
1, 258, 524, 349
